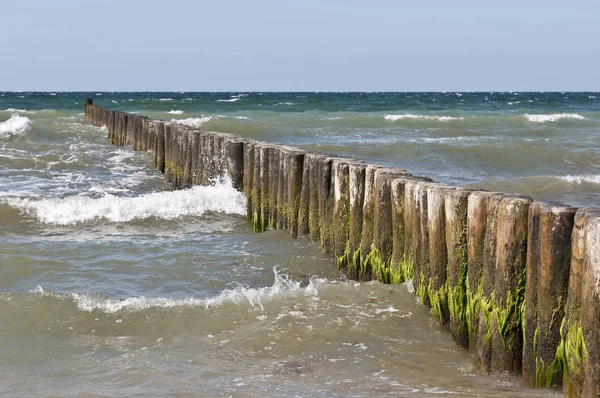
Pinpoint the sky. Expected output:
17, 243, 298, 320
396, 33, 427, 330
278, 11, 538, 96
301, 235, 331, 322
1, 0, 599, 91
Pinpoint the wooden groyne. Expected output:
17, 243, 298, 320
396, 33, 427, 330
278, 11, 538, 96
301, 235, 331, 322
84, 100, 600, 396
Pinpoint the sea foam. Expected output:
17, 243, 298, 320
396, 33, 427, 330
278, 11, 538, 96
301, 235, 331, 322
524, 113, 585, 123
33, 268, 325, 313
167, 110, 184, 115
384, 114, 464, 122
7, 179, 246, 225
0, 114, 33, 138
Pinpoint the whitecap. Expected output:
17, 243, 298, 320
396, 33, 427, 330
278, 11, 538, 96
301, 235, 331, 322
384, 114, 464, 122
0, 114, 33, 138
217, 98, 240, 102
158, 98, 173, 102
166, 110, 184, 115
5, 177, 246, 225
171, 116, 214, 128
524, 113, 585, 123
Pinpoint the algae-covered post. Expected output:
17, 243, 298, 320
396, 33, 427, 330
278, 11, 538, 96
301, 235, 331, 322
581, 214, 600, 396
445, 189, 471, 348
490, 195, 531, 374
475, 192, 504, 373
84, 102, 600, 394
562, 209, 600, 396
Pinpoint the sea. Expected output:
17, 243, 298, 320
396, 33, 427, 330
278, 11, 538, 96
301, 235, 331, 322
2, 91, 597, 397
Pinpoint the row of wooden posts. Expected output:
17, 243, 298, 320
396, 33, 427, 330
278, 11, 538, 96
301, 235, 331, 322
85, 99, 600, 396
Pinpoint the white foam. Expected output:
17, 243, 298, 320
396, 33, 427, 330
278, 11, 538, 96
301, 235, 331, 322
6, 178, 246, 225
0, 114, 33, 138
384, 114, 464, 122
33, 268, 326, 313
558, 175, 600, 184
158, 98, 173, 101
167, 110, 184, 115
171, 116, 214, 128
217, 98, 240, 102
524, 113, 585, 123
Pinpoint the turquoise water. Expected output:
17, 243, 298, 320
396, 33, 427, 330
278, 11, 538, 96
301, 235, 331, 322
1, 91, 593, 396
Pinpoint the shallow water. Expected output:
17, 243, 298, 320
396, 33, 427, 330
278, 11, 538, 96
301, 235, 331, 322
1, 92, 592, 396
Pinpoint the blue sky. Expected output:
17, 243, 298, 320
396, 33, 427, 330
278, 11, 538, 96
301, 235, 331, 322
2, 0, 599, 91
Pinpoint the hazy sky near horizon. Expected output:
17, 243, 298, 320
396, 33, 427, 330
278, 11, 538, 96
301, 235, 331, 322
1, 0, 599, 91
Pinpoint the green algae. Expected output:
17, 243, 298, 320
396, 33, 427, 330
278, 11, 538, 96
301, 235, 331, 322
416, 272, 428, 304
337, 243, 412, 285
429, 280, 449, 324
466, 278, 483, 340
448, 278, 468, 338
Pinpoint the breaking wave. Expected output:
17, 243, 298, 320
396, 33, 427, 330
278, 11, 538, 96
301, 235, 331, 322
0, 114, 33, 138
5, 179, 246, 225
384, 114, 464, 122
558, 174, 600, 184
171, 116, 214, 128
32, 268, 325, 313
524, 113, 585, 123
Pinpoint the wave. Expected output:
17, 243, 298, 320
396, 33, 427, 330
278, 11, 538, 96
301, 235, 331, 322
217, 98, 240, 102
171, 116, 214, 128
158, 98, 173, 101
166, 110, 184, 115
524, 113, 585, 123
2, 108, 56, 114
0, 114, 33, 138
384, 114, 464, 122
32, 268, 324, 313
558, 174, 600, 184
5, 179, 246, 225
3, 108, 35, 114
